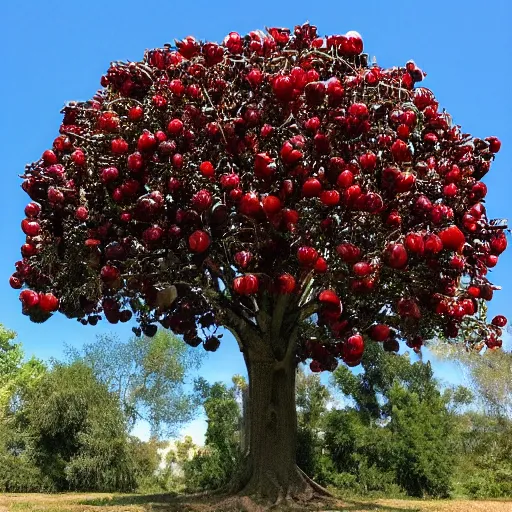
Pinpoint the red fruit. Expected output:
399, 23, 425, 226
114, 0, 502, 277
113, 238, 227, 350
359, 151, 377, 171
24, 202, 40, 218
21, 219, 40, 236
137, 131, 157, 152
305, 117, 321, 132
391, 139, 411, 162
234, 251, 252, 268
10, 275, 22, 289
468, 286, 481, 298
353, 262, 371, 276
383, 243, 408, 269
450, 255, 465, 270
343, 185, 362, 206
370, 324, 390, 342
239, 192, 261, 216
319, 290, 341, 307
101, 166, 119, 183
486, 254, 498, 268
262, 195, 282, 215
233, 274, 259, 295
39, 293, 59, 312
491, 233, 507, 255
348, 102, 368, 118
304, 82, 326, 105
191, 189, 212, 212
397, 298, 421, 319
314, 257, 328, 273
220, 173, 240, 189
254, 153, 275, 178
344, 334, 364, 359
491, 315, 507, 327
100, 265, 120, 282
486, 136, 501, 153
143, 225, 164, 244
172, 153, 184, 169
405, 233, 424, 255
443, 183, 458, 198
246, 68, 263, 88
272, 75, 294, 101
320, 190, 340, 206
395, 172, 416, 193
167, 118, 184, 135
111, 138, 129, 154
169, 79, 185, 96
386, 211, 402, 227
127, 152, 144, 172
47, 187, 64, 203
42, 149, 58, 165
302, 178, 322, 198
75, 206, 88, 221
21, 244, 37, 257
224, 31, 243, 54
188, 230, 211, 253
98, 112, 120, 132
438, 225, 465, 252
275, 274, 296, 294
310, 360, 322, 373
297, 246, 319, 267
177, 35, 200, 59
20, 290, 39, 308
128, 106, 144, 121
337, 170, 354, 188
337, 243, 361, 263
424, 234, 444, 255
197, 161, 215, 179
280, 141, 303, 166
71, 149, 86, 165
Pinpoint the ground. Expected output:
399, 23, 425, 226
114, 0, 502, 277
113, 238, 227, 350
0, 493, 511, 512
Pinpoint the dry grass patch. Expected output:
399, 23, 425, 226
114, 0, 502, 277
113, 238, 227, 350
0, 493, 510, 512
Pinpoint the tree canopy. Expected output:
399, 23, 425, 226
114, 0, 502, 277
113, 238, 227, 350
65, 330, 201, 436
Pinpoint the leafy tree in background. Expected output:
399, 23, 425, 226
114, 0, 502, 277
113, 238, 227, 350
295, 367, 330, 479
9, 20, 507, 502
184, 377, 244, 491
324, 343, 462, 497
20, 362, 136, 491
65, 330, 201, 437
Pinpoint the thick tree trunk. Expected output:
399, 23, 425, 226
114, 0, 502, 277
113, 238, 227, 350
238, 352, 314, 503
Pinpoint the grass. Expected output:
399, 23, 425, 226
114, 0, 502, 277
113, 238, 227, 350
0, 493, 511, 512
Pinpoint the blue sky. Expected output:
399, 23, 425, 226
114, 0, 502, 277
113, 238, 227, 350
1, 0, 511, 443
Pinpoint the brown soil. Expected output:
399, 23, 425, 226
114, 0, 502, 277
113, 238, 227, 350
0, 493, 511, 512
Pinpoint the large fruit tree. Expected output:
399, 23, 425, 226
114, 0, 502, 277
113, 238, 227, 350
10, 23, 507, 503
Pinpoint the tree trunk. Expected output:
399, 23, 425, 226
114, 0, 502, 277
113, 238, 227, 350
238, 352, 314, 503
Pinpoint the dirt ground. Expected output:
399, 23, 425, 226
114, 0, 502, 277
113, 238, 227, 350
0, 493, 511, 512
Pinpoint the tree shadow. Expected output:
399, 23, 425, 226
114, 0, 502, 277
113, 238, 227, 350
80, 494, 422, 512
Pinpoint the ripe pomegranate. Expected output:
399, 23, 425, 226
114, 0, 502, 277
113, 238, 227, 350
275, 274, 296, 294
39, 293, 59, 312
233, 274, 259, 295
370, 324, 390, 342
383, 243, 408, 269
297, 246, 319, 267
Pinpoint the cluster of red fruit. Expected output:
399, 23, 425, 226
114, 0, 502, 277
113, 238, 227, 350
11, 23, 507, 364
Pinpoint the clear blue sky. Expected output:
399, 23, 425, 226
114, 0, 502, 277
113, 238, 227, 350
1, 0, 511, 442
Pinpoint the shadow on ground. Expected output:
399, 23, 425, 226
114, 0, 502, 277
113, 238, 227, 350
80, 494, 421, 512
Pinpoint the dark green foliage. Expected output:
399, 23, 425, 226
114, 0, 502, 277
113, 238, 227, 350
22, 362, 137, 491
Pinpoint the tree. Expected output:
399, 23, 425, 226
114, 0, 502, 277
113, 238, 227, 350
295, 367, 330, 478
9, 21, 507, 503
65, 330, 201, 436
20, 362, 136, 491
327, 343, 461, 497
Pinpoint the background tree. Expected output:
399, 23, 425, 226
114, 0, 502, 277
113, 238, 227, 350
9, 21, 507, 503
65, 330, 201, 436
184, 377, 244, 491
19, 362, 136, 491
295, 367, 330, 478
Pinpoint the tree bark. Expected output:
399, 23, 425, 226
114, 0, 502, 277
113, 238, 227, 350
238, 351, 314, 503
